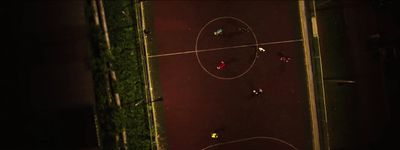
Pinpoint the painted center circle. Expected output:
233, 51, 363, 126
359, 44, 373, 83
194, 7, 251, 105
195, 16, 259, 80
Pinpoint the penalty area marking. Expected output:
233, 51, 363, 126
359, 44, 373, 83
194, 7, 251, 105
201, 136, 299, 150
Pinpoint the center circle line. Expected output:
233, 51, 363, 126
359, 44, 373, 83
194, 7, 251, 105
195, 16, 259, 80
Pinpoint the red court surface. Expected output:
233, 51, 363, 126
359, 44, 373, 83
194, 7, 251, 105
142, 1, 314, 150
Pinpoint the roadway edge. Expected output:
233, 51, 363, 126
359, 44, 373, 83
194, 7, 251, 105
298, 1, 321, 150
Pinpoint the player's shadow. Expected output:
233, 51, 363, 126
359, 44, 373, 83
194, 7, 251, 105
238, 77, 269, 120
276, 51, 289, 75
217, 58, 238, 76
222, 30, 248, 39
218, 25, 251, 39
221, 48, 257, 74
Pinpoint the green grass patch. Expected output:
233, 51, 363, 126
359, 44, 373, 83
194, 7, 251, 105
85, 0, 154, 149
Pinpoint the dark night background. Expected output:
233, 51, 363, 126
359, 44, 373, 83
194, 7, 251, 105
0, 0, 399, 149
2, 1, 97, 149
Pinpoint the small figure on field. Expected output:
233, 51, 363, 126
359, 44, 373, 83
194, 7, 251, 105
216, 60, 226, 70
214, 28, 223, 36
252, 88, 263, 95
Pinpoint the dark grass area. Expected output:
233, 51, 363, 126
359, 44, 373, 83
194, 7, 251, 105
86, 0, 153, 149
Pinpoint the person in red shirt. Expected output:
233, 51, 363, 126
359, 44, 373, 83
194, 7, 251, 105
216, 60, 226, 70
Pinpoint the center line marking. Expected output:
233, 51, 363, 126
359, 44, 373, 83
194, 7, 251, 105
148, 39, 303, 58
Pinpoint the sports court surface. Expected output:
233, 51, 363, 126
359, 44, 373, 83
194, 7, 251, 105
140, 1, 319, 150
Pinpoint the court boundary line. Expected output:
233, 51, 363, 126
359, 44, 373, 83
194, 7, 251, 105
311, 1, 330, 149
299, 1, 321, 150
139, 2, 162, 150
148, 39, 303, 58
141, 1, 321, 150
201, 136, 299, 150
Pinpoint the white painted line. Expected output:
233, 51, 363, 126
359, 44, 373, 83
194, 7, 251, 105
201, 136, 298, 150
312, 16, 319, 37
139, 2, 162, 150
299, 1, 322, 150
148, 39, 303, 58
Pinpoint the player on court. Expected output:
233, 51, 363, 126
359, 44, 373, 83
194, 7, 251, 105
216, 60, 226, 70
